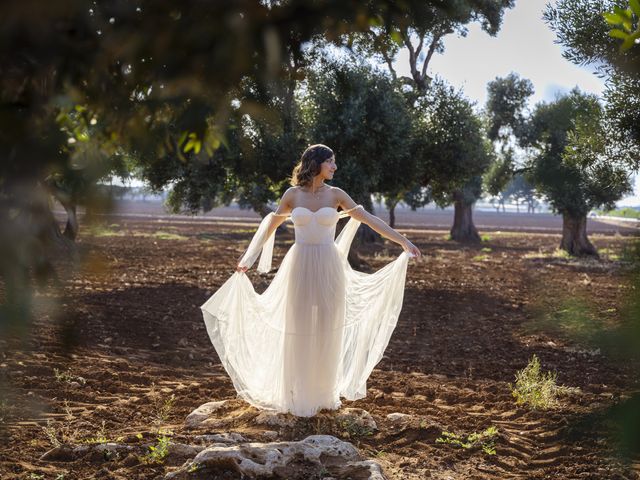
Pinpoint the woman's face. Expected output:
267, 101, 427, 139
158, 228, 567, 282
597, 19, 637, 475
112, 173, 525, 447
320, 155, 337, 180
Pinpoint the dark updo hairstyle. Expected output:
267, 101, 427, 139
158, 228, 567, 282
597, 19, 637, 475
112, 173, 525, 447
290, 144, 334, 187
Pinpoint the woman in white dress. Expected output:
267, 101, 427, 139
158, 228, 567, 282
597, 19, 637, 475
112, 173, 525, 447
201, 144, 421, 417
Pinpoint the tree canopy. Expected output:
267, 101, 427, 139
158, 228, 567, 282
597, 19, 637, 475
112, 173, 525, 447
2, 0, 517, 330
544, 0, 640, 168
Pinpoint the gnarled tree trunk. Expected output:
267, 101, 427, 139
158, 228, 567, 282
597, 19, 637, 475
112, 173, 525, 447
48, 186, 79, 243
388, 199, 398, 229
450, 191, 480, 243
61, 203, 78, 240
356, 202, 380, 245
560, 212, 598, 256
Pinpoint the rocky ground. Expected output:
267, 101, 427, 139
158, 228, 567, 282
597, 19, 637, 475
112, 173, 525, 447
1, 217, 639, 479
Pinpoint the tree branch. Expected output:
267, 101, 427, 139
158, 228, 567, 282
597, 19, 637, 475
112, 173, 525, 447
415, 32, 425, 59
381, 49, 397, 80
421, 31, 441, 80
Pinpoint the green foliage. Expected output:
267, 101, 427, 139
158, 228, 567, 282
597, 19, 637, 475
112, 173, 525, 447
41, 419, 63, 449
510, 354, 574, 410
484, 153, 515, 197
336, 417, 374, 438
53, 368, 87, 386
40, 401, 81, 448
604, 1, 640, 52
148, 384, 176, 427
603, 73, 640, 154
485, 73, 534, 143
82, 421, 110, 444
597, 207, 640, 218
544, 0, 640, 167
345, 0, 515, 96
5, 0, 484, 333
148, 231, 188, 241
526, 89, 632, 218
140, 432, 171, 464
483, 73, 535, 202
414, 79, 494, 207
302, 58, 414, 209
436, 426, 499, 455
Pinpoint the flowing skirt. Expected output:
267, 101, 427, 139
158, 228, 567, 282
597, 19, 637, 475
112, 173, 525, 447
201, 221, 410, 417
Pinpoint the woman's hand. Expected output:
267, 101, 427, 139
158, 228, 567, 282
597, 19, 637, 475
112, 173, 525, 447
236, 264, 249, 273
402, 238, 422, 258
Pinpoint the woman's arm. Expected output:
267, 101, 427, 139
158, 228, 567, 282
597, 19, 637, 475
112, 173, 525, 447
335, 188, 422, 258
236, 188, 295, 272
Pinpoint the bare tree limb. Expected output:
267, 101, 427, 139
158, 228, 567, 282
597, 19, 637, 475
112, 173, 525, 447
421, 31, 441, 80
381, 48, 397, 80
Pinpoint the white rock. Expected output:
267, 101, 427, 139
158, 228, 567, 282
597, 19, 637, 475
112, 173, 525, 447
386, 412, 412, 423
262, 430, 278, 440
163, 435, 387, 480
336, 460, 387, 480
94, 443, 133, 455
185, 400, 228, 428
254, 410, 296, 428
335, 408, 378, 431
167, 442, 204, 458
195, 432, 247, 444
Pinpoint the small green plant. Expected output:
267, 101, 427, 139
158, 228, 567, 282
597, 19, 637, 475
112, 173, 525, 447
149, 231, 188, 241
42, 418, 62, 448
436, 426, 499, 455
481, 247, 492, 253
472, 254, 489, 262
187, 462, 203, 473
82, 420, 110, 444
41, 401, 80, 447
53, 368, 86, 386
28, 473, 45, 480
551, 248, 572, 259
599, 248, 621, 261
318, 466, 331, 477
337, 418, 374, 438
87, 226, 125, 237
510, 354, 575, 409
481, 234, 492, 242
149, 385, 176, 426
140, 432, 171, 464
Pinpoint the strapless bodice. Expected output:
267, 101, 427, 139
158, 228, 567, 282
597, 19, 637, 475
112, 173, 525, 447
291, 207, 339, 245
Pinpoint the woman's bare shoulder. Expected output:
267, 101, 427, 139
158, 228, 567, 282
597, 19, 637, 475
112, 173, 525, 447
280, 186, 299, 204
330, 186, 349, 200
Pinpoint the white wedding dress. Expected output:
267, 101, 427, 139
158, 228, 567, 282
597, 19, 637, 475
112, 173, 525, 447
201, 205, 411, 417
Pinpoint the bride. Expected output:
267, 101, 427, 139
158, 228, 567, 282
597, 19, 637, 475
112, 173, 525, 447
201, 144, 421, 417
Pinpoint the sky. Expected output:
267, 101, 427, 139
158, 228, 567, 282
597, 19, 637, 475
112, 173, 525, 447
393, 0, 640, 207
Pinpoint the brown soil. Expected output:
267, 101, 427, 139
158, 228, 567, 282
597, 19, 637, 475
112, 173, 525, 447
1, 217, 639, 479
